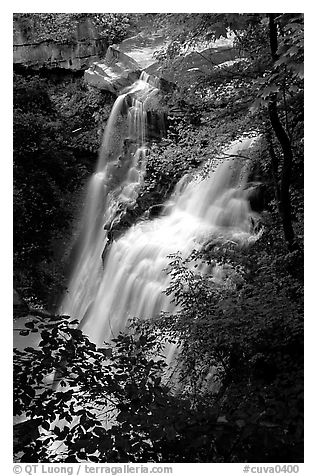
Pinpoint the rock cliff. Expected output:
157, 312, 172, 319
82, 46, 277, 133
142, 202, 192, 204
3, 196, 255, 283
13, 16, 109, 71
84, 32, 238, 94
84, 33, 167, 93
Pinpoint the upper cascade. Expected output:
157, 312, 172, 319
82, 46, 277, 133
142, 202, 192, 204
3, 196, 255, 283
60, 72, 161, 322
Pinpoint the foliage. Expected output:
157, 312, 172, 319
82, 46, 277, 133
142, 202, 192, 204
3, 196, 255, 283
112, 85, 259, 240
14, 216, 304, 462
14, 315, 211, 463
13, 13, 303, 464
48, 79, 113, 154
13, 72, 113, 306
155, 218, 303, 461
13, 13, 131, 46
90, 14, 131, 44
247, 14, 303, 112
148, 13, 303, 249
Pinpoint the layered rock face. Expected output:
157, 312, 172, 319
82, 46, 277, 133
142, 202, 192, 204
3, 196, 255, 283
14, 14, 238, 93
84, 45, 142, 92
84, 33, 167, 93
13, 16, 109, 71
84, 32, 238, 94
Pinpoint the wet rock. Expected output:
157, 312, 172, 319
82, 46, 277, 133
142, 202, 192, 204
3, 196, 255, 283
145, 203, 173, 218
84, 32, 166, 93
146, 204, 165, 218
146, 43, 239, 87
13, 289, 29, 318
244, 182, 267, 212
84, 45, 141, 93
146, 110, 167, 141
84, 30, 237, 100
14, 419, 40, 454
84, 32, 179, 95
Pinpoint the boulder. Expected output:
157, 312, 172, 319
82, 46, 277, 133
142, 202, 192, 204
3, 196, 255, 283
144, 40, 239, 88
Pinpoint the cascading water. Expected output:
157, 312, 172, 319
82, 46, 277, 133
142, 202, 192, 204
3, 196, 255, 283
60, 73, 158, 322
78, 138, 258, 349
61, 72, 259, 352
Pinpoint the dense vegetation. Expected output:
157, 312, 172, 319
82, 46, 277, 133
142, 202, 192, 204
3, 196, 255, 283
13, 13, 131, 45
14, 13, 303, 463
13, 70, 117, 306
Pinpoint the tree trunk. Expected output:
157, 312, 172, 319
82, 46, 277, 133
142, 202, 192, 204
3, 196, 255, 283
268, 101, 296, 248
268, 14, 296, 250
266, 133, 280, 203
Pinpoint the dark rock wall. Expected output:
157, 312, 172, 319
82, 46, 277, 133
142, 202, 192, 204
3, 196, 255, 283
13, 17, 109, 71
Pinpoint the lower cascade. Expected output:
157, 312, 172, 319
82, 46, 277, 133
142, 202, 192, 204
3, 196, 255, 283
60, 73, 259, 348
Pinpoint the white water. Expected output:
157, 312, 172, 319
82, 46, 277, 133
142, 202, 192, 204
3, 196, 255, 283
60, 73, 158, 322
61, 73, 258, 349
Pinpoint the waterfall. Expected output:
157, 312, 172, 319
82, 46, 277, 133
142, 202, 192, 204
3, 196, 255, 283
60, 73, 157, 322
61, 73, 259, 349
